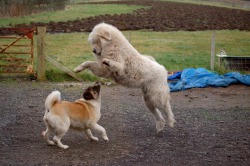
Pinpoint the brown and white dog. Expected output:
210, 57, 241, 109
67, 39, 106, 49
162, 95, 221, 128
42, 82, 108, 149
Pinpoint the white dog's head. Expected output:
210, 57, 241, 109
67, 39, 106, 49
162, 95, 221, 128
88, 23, 130, 56
88, 23, 113, 55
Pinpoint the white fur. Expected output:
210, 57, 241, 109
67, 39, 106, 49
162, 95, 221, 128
45, 91, 61, 110
74, 23, 176, 133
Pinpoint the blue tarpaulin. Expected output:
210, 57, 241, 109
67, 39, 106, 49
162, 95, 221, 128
168, 68, 250, 92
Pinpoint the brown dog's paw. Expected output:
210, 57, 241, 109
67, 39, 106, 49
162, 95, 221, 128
41, 131, 46, 136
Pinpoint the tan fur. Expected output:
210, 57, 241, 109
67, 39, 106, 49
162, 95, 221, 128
52, 101, 95, 123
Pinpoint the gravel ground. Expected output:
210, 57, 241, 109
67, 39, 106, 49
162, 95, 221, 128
0, 80, 249, 165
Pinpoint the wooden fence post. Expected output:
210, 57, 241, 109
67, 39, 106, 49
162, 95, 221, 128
210, 31, 216, 71
37, 27, 46, 81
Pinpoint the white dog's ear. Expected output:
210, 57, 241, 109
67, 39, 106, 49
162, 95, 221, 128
99, 29, 111, 41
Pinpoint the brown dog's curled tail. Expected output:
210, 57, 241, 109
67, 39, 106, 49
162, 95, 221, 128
45, 91, 61, 111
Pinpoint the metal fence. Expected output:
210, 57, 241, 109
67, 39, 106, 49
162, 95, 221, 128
125, 31, 250, 73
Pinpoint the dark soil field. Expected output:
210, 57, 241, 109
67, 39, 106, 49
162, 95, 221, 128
11, 0, 250, 33
0, 81, 249, 165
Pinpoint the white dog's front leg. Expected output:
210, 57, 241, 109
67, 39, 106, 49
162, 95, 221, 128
74, 61, 95, 73
74, 61, 110, 78
102, 59, 124, 73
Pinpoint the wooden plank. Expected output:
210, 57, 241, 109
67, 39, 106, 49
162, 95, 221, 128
45, 56, 83, 82
36, 27, 46, 81
210, 31, 216, 71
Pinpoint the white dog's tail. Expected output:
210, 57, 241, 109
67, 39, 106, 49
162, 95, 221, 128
45, 90, 61, 111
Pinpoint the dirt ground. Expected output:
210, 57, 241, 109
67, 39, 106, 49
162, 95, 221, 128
0, 0, 248, 35
0, 80, 249, 165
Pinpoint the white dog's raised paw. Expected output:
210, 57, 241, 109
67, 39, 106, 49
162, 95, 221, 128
74, 67, 82, 73
74, 63, 88, 73
73, 68, 79, 73
102, 59, 111, 67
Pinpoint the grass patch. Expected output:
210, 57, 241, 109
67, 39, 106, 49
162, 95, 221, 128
128, 30, 250, 71
1, 30, 249, 81
34, 30, 249, 81
0, 4, 147, 27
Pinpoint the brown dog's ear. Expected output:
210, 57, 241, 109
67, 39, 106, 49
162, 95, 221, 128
83, 91, 94, 100
93, 82, 101, 93
99, 29, 111, 41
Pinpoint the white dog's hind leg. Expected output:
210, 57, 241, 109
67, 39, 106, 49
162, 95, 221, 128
84, 129, 99, 141
157, 89, 176, 128
91, 123, 109, 141
155, 109, 166, 132
143, 95, 166, 133
162, 100, 176, 128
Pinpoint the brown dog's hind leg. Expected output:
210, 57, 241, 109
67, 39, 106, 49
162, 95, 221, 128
42, 120, 55, 146
84, 129, 99, 141
53, 133, 69, 149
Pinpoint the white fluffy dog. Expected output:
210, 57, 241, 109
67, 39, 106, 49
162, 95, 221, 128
74, 23, 175, 133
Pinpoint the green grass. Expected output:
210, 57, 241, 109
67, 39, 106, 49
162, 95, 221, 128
161, 0, 250, 10
38, 30, 249, 81
33, 32, 98, 81
128, 30, 250, 71
0, 4, 147, 27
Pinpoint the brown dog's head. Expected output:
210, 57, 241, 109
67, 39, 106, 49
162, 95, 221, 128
83, 82, 101, 100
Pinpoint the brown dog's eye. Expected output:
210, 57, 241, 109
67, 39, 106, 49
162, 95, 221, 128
83, 91, 93, 100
